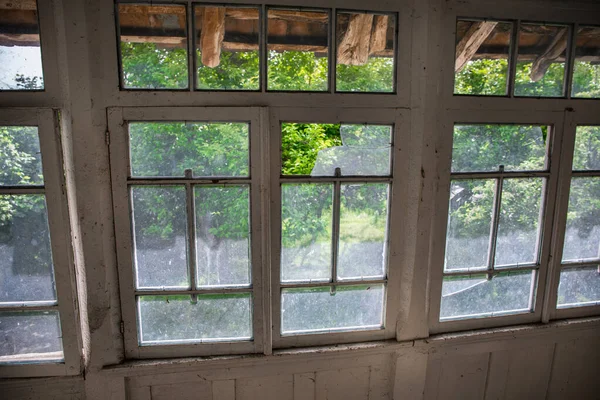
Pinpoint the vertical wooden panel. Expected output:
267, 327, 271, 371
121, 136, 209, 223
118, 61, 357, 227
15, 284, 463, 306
294, 372, 316, 400
237, 375, 293, 400
151, 382, 212, 400
548, 337, 600, 400
436, 353, 490, 400
393, 350, 428, 399
503, 345, 554, 400
316, 367, 370, 400
483, 350, 510, 400
212, 380, 235, 400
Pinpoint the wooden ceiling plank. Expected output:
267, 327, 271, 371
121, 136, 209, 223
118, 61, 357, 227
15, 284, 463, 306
455, 21, 498, 73
338, 14, 375, 66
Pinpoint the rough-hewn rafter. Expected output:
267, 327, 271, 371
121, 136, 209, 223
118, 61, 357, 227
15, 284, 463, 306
530, 29, 568, 82
455, 21, 498, 72
200, 7, 226, 68
338, 14, 374, 66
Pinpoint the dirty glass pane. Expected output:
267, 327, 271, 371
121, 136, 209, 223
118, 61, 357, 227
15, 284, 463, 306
336, 12, 395, 93
445, 180, 494, 271
0, 126, 43, 186
137, 294, 252, 344
440, 271, 534, 320
495, 178, 543, 267
562, 177, 600, 263
195, 5, 260, 90
0, 3, 44, 90
0, 311, 63, 363
118, 4, 188, 89
267, 8, 329, 91
452, 125, 548, 173
281, 123, 392, 176
515, 24, 568, 97
557, 266, 600, 308
0, 195, 56, 303
131, 186, 189, 290
572, 26, 600, 98
281, 284, 384, 334
195, 186, 250, 288
338, 183, 388, 280
572, 126, 600, 171
129, 122, 249, 177
281, 184, 332, 283
454, 20, 512, 96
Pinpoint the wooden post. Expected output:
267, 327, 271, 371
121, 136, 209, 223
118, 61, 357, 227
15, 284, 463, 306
455, 21, 498, 73
200, 7, 226, 68
530, 29, 568, 82
338, 14, 375, 66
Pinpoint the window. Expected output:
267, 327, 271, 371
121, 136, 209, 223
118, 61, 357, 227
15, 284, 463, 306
557, 125, 600, 309
453, 18, 600, 99
0, 110, 80, 376
0, 1, 44, 90
115, 2, 398, 94
109, 107, 266, 358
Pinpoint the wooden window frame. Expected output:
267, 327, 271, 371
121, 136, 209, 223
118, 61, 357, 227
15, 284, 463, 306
0, 108, 82, 378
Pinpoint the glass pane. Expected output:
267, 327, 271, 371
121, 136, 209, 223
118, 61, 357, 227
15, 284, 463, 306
129, 122, 249, 177
281, 284, 384, 334
131, 186, 188, 290
0, 195, 56, 303
440, 271, 534, 320
338, 183, 389, 280
452, 125, 548, 173
195, 186, 250, 287
281, 123, 392, 176
515, 24, 568, 97
454, 20, 512, 96
445, 180, 494, 271
572, 26, 600, 98
0, 3, 44, 90
336, 12, 395, 93
0, 311, 63, 363
118, 4, 188, 89
572, 126, 600, 171
281, 184, 332, 283
495, 178, 544, 267
267, 9, 328, 91
557, 266, 600, 308
562, 177, 600, 262
0, 126, 43, 186
138, 294, 252, 344
195, 6, 260, 90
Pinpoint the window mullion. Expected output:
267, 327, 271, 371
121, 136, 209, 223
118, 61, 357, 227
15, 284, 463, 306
486, 169, 505, 279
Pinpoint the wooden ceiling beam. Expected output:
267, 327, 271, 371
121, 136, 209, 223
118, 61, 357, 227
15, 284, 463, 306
530, 29, 568, 81
455, 21, 498, 72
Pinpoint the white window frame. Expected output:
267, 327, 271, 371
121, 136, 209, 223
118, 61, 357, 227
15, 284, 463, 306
108, 106, 268, 359
0, 108, 81, 378
269, 107, 408, 349
546, 108, 600, 321
428, 109, 566, 334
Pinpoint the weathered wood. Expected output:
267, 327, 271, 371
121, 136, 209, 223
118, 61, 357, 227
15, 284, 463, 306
200, 7, 226, 68
338, 14, 374, 66
530, 28, 568, 81
0, 0, 36, 10
455, 21, 498, 72
369, 15, 389, 55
